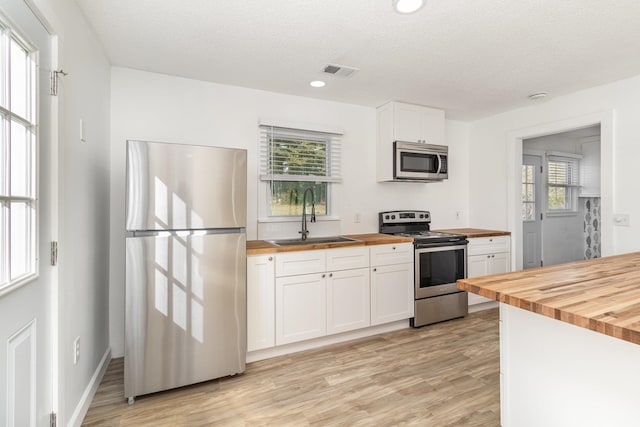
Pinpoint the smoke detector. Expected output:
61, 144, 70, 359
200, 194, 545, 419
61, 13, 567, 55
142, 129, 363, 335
322, 64, 359, 78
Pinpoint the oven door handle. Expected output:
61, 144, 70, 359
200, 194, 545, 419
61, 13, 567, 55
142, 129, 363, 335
414, 241, 468, 251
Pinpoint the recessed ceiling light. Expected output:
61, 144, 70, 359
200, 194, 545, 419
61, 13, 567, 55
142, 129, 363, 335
310, 80, 326, 88
393, 0, 425, 14
528, 92, 548, 100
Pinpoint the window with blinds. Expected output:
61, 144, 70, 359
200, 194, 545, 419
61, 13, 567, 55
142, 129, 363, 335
259, 124, 342, 217
547, 155, 580, 212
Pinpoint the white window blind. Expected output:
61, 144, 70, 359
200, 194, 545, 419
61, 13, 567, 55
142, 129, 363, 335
547, 155, 580, 188
259, 125, 342, 183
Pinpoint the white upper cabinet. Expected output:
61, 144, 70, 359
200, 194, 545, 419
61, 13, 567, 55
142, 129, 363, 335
579, 139, 601, 197
376, 101, 445, 181
392, 102, 445, 145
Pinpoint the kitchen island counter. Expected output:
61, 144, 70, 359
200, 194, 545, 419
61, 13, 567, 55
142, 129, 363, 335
457, 251, 640, 345
457, 252, 640, 427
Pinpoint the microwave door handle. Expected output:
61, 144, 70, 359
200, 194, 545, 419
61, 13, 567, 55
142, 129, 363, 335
436, 155, 442, 174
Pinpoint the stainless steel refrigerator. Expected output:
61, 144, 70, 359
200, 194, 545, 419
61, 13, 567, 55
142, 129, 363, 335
124, 140, 247, 402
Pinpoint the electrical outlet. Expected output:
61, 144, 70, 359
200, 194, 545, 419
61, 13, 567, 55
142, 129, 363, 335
74, 337, 80, 365
354, 213, 361, 223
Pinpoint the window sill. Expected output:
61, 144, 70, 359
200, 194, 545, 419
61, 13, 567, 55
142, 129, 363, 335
545, 211, 579, 218
258, 216, 341, 223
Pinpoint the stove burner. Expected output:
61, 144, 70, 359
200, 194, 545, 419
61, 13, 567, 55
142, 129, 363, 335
378, 210, 467, 245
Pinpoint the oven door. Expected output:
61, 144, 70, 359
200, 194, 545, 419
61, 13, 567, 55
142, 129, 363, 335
414, 244, 467, 299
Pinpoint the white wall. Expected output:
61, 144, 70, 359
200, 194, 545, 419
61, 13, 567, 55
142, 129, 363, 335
31, 0, 112, 425
469, 74, 640, 263
109, 67, 470, 356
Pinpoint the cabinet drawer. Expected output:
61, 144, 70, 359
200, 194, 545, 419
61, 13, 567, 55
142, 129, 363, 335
326, 246, 369, 271
467, 236, 510, 256
370, 243, 413, 266
275, 250, 326, 277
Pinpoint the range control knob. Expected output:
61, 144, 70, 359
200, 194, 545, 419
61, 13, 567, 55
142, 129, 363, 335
419, 214, 424, 218
391, 215, 396, 219
385, 215, 390, 220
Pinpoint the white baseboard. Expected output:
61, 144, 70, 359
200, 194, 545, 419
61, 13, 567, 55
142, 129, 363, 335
469, 300, 499, 313
67, 347, 111, 427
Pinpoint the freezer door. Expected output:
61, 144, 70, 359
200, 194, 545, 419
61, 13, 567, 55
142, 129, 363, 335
125, 232, 246, 398
126, 140, 247, 231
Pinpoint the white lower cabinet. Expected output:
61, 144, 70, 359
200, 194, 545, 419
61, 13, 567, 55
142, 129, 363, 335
327, 268, 370, 334
247, 254, 275, 351
467, 236, 511, 306
248, 242, 414, 351
274, 246, 370, 346
276, 273, 327, 345
370, 243, 414, 326
370, 263, 414, 325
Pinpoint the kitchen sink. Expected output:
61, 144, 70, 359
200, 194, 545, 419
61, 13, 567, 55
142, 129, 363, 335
268, 236, 360, 247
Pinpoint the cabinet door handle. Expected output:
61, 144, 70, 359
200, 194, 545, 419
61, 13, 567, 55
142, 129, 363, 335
492, 255, 495, 258
373, 268, 377, 272
329, 273, 333, 278
487, 255, 491, 258
392, 246, 396, 250
322, 274, 326, 278
268, 256, 273, 261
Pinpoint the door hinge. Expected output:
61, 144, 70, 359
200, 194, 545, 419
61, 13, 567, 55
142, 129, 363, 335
540, 260, 544, 267
50, 412, 57, 427
50, 241, 58, 266
540, 165, 543, 173
50, 69, 68, 96
540, 213, 543, 221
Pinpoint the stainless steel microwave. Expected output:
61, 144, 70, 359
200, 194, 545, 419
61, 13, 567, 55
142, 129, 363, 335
393, 141, 448, 181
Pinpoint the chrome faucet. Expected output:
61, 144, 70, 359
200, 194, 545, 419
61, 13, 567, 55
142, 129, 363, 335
299, 187, 316, 240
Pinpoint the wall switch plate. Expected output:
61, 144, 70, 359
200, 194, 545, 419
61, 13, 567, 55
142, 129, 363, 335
613, 214, 630, 227
80, 119, 86, 142
73, 336, 80, 365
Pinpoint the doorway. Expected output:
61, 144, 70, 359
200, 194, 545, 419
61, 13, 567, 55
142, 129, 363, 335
0, 1, 57, 424
507, 111, 613, 271
521, 125, 601, 268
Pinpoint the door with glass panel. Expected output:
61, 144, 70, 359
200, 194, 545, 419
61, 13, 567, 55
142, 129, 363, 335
0, 2, 54, 425
522, 154, 542, 269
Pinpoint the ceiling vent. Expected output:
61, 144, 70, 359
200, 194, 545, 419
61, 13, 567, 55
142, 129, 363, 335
322, 63, 359, 78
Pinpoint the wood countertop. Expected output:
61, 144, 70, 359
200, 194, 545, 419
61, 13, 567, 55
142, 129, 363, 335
457, 252, 640, 345
247, 233, 413, 255
433, 228, 511, 238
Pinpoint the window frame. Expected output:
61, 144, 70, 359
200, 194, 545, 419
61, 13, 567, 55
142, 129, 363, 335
258, 121, 342, 221
0, 20, 39, 294
545, 154, 580, 216
521, 163, 536, 222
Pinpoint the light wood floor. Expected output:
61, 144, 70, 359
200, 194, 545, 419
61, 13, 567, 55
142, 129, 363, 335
83, 309, 499, 426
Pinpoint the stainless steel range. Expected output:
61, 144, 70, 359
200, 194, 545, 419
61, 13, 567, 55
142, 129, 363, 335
379, 210, 468, 327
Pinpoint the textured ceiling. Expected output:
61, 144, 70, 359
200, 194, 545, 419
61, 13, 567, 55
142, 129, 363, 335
74, 0, 640, 120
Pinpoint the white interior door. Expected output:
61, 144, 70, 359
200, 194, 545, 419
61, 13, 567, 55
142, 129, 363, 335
0, 1, 54, 425
522, 154, 543, 269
